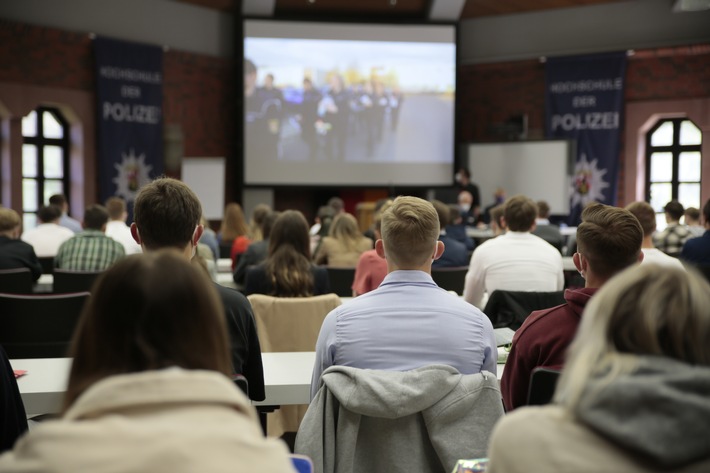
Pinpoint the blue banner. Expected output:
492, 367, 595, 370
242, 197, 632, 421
545, 52, 626, 223
94, 37, 163, 208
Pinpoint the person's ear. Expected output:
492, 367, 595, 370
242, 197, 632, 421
637, 251, 645, 264
130, 223, 142, 244
192, 224, 204, 246
375, 239, 386, 259
573, 252, 588, 277
433, 240, 445, 260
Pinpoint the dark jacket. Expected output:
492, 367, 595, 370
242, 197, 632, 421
0, 236, 43, 281
233, 240, 268, 286
433, 234, 470, 268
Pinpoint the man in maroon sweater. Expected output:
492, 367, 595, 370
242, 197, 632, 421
501, 203, 643, 410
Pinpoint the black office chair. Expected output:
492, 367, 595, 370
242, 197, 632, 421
527, 367, 561, 406
0, 268, 33, 294
325, 267, 355, 297
431, 266, 468, 295
37, 257, 54, 275
53, 269, 102, 294
0, 292, 90, 358
483, 290, 566, 330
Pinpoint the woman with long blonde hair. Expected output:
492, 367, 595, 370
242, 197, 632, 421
313, 212, 372, 267
487, 264, 710, 473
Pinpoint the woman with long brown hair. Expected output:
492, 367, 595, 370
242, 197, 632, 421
0, 251, 293, 472
245, 210, 330, 297
313, 212, 372, 267
219, 203, 251, 265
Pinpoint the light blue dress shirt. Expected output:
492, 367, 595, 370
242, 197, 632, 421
311, 270, 497, 398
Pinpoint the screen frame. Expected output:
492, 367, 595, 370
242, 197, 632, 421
238, 16, 460, 189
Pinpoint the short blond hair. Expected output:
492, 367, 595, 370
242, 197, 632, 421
380, 196, 439, 268
0, 208, 21, 233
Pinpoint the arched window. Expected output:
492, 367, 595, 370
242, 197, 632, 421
645, 118, 702, 231
21, 107, 70, 230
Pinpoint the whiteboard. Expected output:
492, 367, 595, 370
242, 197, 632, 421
467, 141, 574, 215
181, 157, 225, 220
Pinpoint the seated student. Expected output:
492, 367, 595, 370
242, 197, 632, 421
55, 205, 125, 271
685, 206, 705, 237
233, 211, 278, 286
487, 264, 710, 473
0, 252, 294, 472
531, 200, 563, 252
311, 196, 496, 399
626, 201, 684, 269
445, 203, 475, 250
313, 213, 372, 267
431, 200, 469, 268
653, 200, 692, 257
501, 203, 643, 410
463, 195, 564, 309
681, 198, 710, 266
245, 210, 330, 297
21, 205, 74, 258
0, 208, 42, 281
352, 203, 390, 296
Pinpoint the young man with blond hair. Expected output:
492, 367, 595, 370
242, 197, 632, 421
463, 195, 564, 309
625, 201, 683, 269
501, 203, 643, 410
0, 207, 42, 281
311, 196, 496, 398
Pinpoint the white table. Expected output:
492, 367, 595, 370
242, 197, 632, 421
217, 258, 232, 273
12, 353, 505, 415
35, 272, 240, 292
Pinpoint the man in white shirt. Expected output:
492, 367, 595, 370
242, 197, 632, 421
21, 205, 74, 257
625, 201, 684, 269
104, 197, 142, 255
463, 195, 564, 309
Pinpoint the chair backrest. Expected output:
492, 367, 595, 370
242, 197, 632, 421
431, 267, 468, 295
53, 269, 102, 294
247, 293, 342, 352
37, 257, 55, 275
483, 290, 566, 330
527, 367, 561, 406
0, 268, 34, 294
0, 292, 90, 358
325, 267, 356, 298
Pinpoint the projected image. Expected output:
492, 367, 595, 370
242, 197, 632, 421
244, 38, 455, 167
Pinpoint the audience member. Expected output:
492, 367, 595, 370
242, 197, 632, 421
482, 187, 506, 224
681, 198, 710, 265
55, 205, 125, 271
685, 207, 705, 237
626, 201, 684, 269
653, 200, 692, 257
21, 205, 77, 257
245, 210, 330, 297
352, 203, 391, 296
489, 203, 506, 236
48, 194, 82, 234
457, 190, 479, 227
311, 196, 496, 398
327, 196, 344, 216
463, 195, 563, 309
313, 213, 372, 267
199, 215, 220, 261
500, 203, 643, 410
488, 264, 710, 473
233, 211, 278, 286
0, 252, 294, 472
431, 200, 469, 268
309, 205, 334, 237
220, 203, 251, 266
104, 197, 142, 255
0, 207, 42, 281
131, 177, 265, 401
532, 200, 564, 251
248, 203, 271, 243
445, 203, 475, 250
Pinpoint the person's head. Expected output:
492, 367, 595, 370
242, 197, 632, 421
249, 203, 272, 242
244, 59, 257, 95
264, 73, 274, 89
431, 200, 450, 231
684, 207, 701, 226
48, 194, 68, 213
37, 205, 62, 224
83, 205, 110, 232
458, 191, 473, 213
456, 167, 471, 185
447, 204, 463, 226
575, 203, 643, 285
555, 264, 710, 410
104, 197, 127, 223
328, 213, 361, 250
132, 177, 203, 254
266, 210, 314, 297
327, 196, 344, 215
329, 74, 344, 92
493, 187, 506, 204
220, 203, 249, 242
537, 200, 551, 219
664, 200, 684, 223
624, 201, 656, 238
261, 211, 280, 241
64, 251, 231, 411
504, 195, 537, 232
0, 207, 21, 238
489, 204, 507, 235
379, 196, 442, 271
